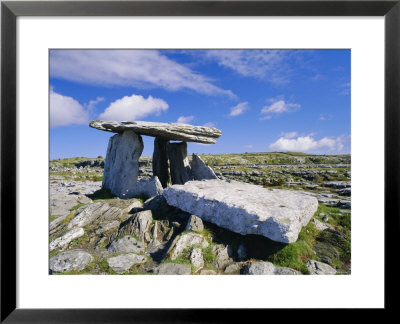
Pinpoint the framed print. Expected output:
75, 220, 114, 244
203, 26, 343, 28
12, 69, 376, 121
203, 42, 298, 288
1, 0, 399, 322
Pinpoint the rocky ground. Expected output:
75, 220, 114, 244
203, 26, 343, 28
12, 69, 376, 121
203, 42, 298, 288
49, 152, 351, 275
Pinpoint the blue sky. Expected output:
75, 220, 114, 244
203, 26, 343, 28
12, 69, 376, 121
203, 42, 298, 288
49, 49, 350, 159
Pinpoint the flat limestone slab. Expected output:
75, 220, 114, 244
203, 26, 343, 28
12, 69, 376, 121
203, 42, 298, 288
90, 120, 222, 144
163, 180, 318, 243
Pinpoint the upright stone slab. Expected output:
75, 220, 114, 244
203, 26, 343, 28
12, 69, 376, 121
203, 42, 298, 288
168, 142, 192, 185
153, 137, 171, 188
191, 153, 217, 180
102, 130, 144, 198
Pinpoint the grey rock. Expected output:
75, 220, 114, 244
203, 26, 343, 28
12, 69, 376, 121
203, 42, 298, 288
163, 179, 318, 243
107, 253, 147, 274
50, 193, 92, 218
243, 261, 301, 275
190, 248, 204, 271
171, 233, 209, 259
185, 215, 204, 232
190, 154, 217, 180
224, 263, 242, 274
155, 263, 192, 275
168, 142, 192, 185
153, 137, 172, 188
90, 120, 222, 144
307, 260, 337, 275
313, 218, 329, 231
102, 130, 143, 198
212, 244, 233, 270
126, 176, 163, 199
118, 210, 153, 242
95, 220, 120, 235
67, 202, 110, 229
199, 269, 217, 275
323, 216, 329, 222
50, 250, 93, 273
49, 227, 85, 251
107, 235, 145, 254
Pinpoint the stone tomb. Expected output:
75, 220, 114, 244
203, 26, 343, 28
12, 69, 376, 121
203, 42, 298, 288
90, 120, 221, 198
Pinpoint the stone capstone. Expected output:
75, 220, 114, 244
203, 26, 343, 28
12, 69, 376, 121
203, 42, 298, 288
163, 179, 319, 243
102, 130, 144, 198
306, 260, 337, 275
107, 253, 147, 274
168, 142, 192, 185
90, 120, 222, 144
190, 154, 217, 180
50, 250, 93, 273
243, 261, 301, 275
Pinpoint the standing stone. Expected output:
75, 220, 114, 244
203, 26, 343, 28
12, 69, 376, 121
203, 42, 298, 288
153, 137, 171, 188
102, 130, 144, 198
168, 142, 192, 185
191, 154, 217, 180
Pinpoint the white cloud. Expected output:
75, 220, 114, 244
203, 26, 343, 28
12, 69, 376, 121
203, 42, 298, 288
86, 97, 105, 111
245, 144, 253, 149
50, 89, 89, 127
229, 102, 249, 117
203, 122, 215, 127
261, 100, 300, 114
99, 94, 168, 121
280, 131, 298, 139
176, 115, 195, 124
269, 135, 346, 153
260, 98, 300, 120
205, 50, 301, 85
50, 50, 235, 98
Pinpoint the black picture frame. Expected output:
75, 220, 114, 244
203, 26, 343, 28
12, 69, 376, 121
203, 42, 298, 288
1, 0, 398, 322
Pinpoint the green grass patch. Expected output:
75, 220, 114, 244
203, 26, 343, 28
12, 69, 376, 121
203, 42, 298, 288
62, 212, 76, 226
266, 221, 320, 274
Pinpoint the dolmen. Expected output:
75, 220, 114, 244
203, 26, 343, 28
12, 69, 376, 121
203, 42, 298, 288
163, 179, 318, 243
89, 120, 221, 198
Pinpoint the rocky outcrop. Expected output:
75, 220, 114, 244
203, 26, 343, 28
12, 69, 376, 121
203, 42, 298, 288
90, 120, 222, 144
306, 260, 337, 275
170, 233, 209, 259
185, 215, 204, 232
102, 130, 144, 198
107, 235, 145, 254
243, 261, 301, 275
67, 202, 110, 229
117, 210, 153, 242
50, 250, 93, 273
125, 176, 163, 199
168, 142, 192, 185
50, 227, 85, 251
191, 154, 217, 180
107, 253, 147, 274
155, 263, 192, 275
163, 179, 318, 243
